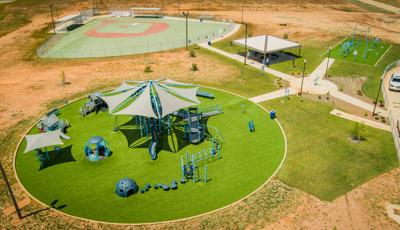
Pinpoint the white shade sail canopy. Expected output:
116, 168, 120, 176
101, 79, 200, 118
24, 130, 65, 153
233, 35, 301, 54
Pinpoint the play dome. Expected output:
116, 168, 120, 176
115, 178, 139, 198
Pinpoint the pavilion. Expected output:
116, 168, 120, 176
233, 35, 301, 65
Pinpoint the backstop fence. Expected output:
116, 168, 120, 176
36, 18, 235, 59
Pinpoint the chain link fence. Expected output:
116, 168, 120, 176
37, 19, 235, 59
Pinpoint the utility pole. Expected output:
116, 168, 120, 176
372, 75, 384, 116
183, 11, 189, 50
162, 0, 165, 17
92, 0, 96, 15
243, 22, 248, 65
49, 4, 56, 34
241, 2, 244, 23
300, 59, 307, 95
177, 0, 181, 16
0, 160, 22, 219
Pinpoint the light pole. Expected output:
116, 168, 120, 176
300, 59, 307, 95
243, 22, 248, 65
325, 47, 331, 78
92, 0, 96, 15
49, 4, 56, 34
161, 0, 165, 17
177, 0, 180, 16
183, 11, 189, 50
372, 75, 384, 116
241, 2, 244, 23
0, 160, 22, 219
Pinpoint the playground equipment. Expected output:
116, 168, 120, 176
115, 178, 139, 197
248, 120, 255, 132
80, 92, 107, 116
340, 25, 375, 60
84, 136, 111, 161
101, 79, 223, 161
180, 136, 221, 184
37, 109, 69, 133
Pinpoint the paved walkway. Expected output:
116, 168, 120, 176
330, 109, 391, 132
201, 43, 389, 116
355, 0, 400, 14
249, 87, 297, 103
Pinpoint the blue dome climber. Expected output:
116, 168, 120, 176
115, 178, 138, 198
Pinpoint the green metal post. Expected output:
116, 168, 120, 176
204, 164, 208, 183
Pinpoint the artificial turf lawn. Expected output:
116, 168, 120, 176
15, 87, 285, 223
43, 17, 233, 58
261, 96, 398, 201
328, 38, 391, 66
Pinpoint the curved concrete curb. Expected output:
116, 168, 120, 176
12, 85, 288, 226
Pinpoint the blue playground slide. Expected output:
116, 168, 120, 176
149, 141, 157, 160
149, 123, 158, 160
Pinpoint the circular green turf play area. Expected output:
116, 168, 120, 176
15, 88, 285, 224
40, 17, 234, 59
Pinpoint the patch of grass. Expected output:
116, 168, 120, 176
212, 24, 253, 54
347, 0, 393, 13
269, 43, 326, 77
329, 44, 400, 100
261, 96, 398, 201
367, 0, 400, 8
0, 0, 80, 37
15, 88, 285, 223
196, 47, 282, 97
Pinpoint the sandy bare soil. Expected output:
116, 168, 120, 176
0, 1, 400, 229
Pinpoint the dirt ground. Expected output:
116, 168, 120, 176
1, 1, 400, 229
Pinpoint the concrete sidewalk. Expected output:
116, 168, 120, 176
249, 87, 297, 103
330, 109, 391, 132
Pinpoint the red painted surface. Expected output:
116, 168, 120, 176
85, 19, 169, 38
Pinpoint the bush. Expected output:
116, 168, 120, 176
144, 66, 153, 73
189, 50, 196, 57
351, 123, 365, 141
191, 63, 199, 71
283, 33, 289, 39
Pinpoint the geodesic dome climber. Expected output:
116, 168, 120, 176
116, 178, 139, 198
84, 136, 111, 161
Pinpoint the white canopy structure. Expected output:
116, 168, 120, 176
233, 35, 301, 54
101, 79, 200, 118
24, 130, 65, 153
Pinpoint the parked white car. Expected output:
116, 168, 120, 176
389, 73, 400, 91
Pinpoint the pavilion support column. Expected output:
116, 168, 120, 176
298, 45, 302, 56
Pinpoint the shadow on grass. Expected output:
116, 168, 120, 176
39, 145, 76, 171
22, 199, 67, 219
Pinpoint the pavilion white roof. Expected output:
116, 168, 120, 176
24, 130, 65, 153
101, 79, 200, 118
233, 35, 301, 54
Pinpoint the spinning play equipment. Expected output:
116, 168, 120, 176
84, 136, 111, 161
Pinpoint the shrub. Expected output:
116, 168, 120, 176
144, 66, 153, 73
189, 50, 196, 57
351, 123, 365, 141
283, 33, 289, 39
191, 63, 199, 71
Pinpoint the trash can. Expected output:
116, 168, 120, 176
270, 110, 276, 119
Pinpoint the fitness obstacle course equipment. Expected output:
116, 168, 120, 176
80, 92, 107, 116
115, 178, 139, 197
340, 25, 375, 60
180, 126, 222, 184
101, 79, 222, 161
84, 136, 111, 161
37, 109, 69, 133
